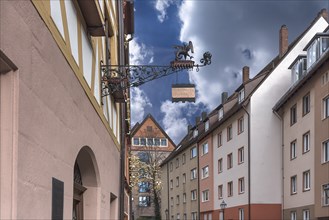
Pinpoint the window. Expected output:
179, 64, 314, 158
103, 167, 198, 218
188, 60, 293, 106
218, 185, 223, 199
218, 108, 224, 120
227, 153, 233, 169
227, 124, 232, 141
202, 190, 209, 202
290, 140, 297, 160
146, 126, 152, 132
140, 138, 146, 146
239, 177, 245, 194
176, 177, 179, 187
183, 214, 187, 220
183, 173, 186, 184
202, 143, 209, 155
193, 129, 198, 138
323, 139, 329, 163
290, 211, 297, 220
217, 132, 222, 147
191, 168, 197, 180
303, 93, 310, 116
303, 209, 310, 220
191, 212, 197, 220
291, 57, 307, 83
183, 193, 186, 203
205, 120, 209, 131
154, 138, 160, 146
303, 170, 310, 191
133, 138, 140, 146
303, 132, 310, 153
307, 36, 329, 68
147, 138, 153, 146
191, 147, 197, 158
239, 209, 244, 220
238, 147, 244, 164
170, 180, 173, 189
291, 175, 297, 194
138, 182, 150, 193
161, 138, 167, 146
176, 195, 180, 205
182, 153, 186, 164
290, 104, 297, 125
170, 162, 173, 172
176, 158, 180, 168
228, 181, 233, 197
171, 197, 174, 207
202, 166, 209, 179
218, 158, 223, 173
238, 117, 244, 134
176, 214, 180, 220
322, 183, 329, 206
191, 190, 197, 200
324, 96, 329, 119
139, 196, 150, 207
238, 88, 245, 103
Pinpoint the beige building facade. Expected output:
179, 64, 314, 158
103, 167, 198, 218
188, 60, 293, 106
0, 0, 133, 219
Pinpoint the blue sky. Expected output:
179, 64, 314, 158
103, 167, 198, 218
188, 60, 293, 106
129, 0, 329, 144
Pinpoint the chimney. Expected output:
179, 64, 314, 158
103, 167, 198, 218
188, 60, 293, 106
318, 8, 328, 22
195, 117, 200, 125
279, 25, 288, 58
221, 92, 228, 104
201, 111, 207, 121
242, 66, 250, 83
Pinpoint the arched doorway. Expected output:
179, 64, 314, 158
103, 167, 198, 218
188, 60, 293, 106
73, 146, 100, 220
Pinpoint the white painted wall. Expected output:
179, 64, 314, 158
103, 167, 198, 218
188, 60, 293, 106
250, 17, 328, 204
65, 0, 79, 65
50, 0, 65, 39
213, 110, 248, 209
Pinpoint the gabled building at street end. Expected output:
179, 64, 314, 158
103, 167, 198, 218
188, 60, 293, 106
130, 114, 176, 220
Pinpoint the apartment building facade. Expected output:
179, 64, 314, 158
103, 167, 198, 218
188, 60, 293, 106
273, 26, 329, 220
161, 125, 200, 220
130, 114, 175, 220
0, 0, 133, 219
160, 9, 328, 220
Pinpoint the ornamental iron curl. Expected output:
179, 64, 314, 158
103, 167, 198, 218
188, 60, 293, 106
101, 41, 212, 96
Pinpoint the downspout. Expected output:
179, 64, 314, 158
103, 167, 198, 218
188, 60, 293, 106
197, 142, 200, 220
273, 110, 284, 220
242, 105, 251, 220
118, 0, 126, 220
167, 163, 170, 219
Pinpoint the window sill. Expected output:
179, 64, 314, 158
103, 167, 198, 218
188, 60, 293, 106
302, 149, 310, 155
303, 188, 311, 192
290, 157, 297, 161
238, 161, 244, 165
291, 192, 297, 195
321, 161, 329, 165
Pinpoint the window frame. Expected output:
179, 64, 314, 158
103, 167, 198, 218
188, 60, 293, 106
227, 153, 233, 169
205, 120, 209, 131
291, 175, 297, 195
323, 139, 329, 163
238, 147, 244, 164
302, 93, 310, 116
191, 190, 197, 201
183, 173, 186, 184
322, 183, 329, 206
201, 166, 209, 179
303, 170, 311, 191
218, 158, 223, 173
302, 209, 310, 220
290, 104, 297, 126
190, 147, 197, 159
202, 190, 209, 202
324, 95, 329, 119
238, 116, 244, 134
218, 132, 222, 147
238, 177, 245, 194
290, 211, 297, 220
290, 140, 297, 160
202, 142, 209, 155
303, 131, 310, 154
218, 185, 223, 199
191, 168, 197, 180
227, 124, 233, 141
228, 181, 233, 197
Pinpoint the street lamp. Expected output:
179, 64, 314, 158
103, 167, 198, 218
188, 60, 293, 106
220, 200, 227, 220
165, 209, 169, 220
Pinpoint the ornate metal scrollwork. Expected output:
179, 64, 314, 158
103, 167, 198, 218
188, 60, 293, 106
101, 41, 212, 95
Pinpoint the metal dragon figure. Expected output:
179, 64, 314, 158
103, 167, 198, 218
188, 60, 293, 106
173, 41, 194, 60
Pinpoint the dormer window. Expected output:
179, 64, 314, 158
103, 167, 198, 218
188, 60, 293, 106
289, 56, 307, 84
205, 120, 209, 131
218, 108, 224, 120
193, 129, 198, 138
238, 88, 245, 103
306, 33, 329, 69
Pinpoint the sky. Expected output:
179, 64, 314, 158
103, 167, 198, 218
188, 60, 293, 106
129, 0, 329, 144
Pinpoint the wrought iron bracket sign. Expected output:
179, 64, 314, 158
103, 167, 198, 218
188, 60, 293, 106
100, 41, 212, 99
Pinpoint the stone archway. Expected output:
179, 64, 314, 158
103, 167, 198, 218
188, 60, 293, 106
73, 146, 100, 220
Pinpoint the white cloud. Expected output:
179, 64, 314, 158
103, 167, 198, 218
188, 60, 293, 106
130, 87, 152, 126
129, 38, 154, 65
154, 0, 175, 23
